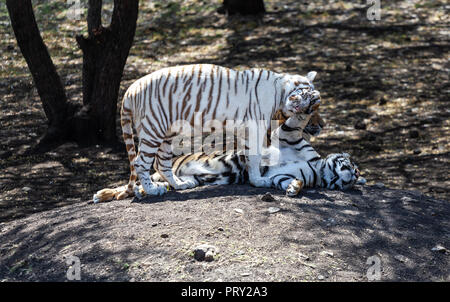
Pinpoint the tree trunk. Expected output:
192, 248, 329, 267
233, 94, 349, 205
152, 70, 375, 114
6, 0, 139, 149
75, 0, 139, 144
218, 0, 266, 15
6, 0, 73, 145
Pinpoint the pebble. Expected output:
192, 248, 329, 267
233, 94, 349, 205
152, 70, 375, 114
194, 244, 219, 262
394, 254, 409, 263
374, 182, 385, 189
267, 207, 280, 214
317, 275, 325, 280
320, 251, 334, 257
234, 208, 244, 214
431, 245, 447, 253
260, 192, 276, 202
22, 187, 32, 192
160, 234, 169, 238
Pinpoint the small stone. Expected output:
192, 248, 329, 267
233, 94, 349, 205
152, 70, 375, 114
234, 208, 244, 214
194, 244, 218, 262
22, 187, 32, 192
218, 227, 224, 231
394, 254, 409, 263
241, 272, 251, 277
299, 252, 310, 261
320, 251, 334, 257
267, 207, 280, 214
378, 96, 387, 106
261, 192, 276, 202
151, 223, 158, 227
317, 275, 325, 280
160, 234, 169, 238
413, 149, 421, 155
431, 245, 447, 253
374, 182, 385, 188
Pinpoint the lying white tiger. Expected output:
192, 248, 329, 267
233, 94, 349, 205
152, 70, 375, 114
93, 107, 324, 203
93, 106, 324, 203
115, 64, 321, 199
145, 113, 361, 197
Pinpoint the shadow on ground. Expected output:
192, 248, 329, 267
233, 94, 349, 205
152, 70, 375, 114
0, 184, 448, 281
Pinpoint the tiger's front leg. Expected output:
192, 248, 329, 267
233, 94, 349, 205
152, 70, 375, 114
247, 154, 272, 188
133, 144, 168, 198
285, 179, 304, 197
245, 123, 272, 188
154, 138, 197, 190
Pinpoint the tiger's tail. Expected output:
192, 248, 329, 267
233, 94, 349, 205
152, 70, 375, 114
92, 92, 137, 203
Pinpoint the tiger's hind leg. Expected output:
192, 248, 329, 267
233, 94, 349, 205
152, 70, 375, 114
154, 138, 197, 190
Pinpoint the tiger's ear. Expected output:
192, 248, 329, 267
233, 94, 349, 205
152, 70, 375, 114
306, 71, 317, 82
342, 152, 351, 158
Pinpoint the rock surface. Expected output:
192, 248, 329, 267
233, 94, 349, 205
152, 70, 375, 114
0, 184, 448, 281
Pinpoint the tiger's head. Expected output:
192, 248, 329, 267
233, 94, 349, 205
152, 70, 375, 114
284, 71, 321, 115
323, 153, 360, 190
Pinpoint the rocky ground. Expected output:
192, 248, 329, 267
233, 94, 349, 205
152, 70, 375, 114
0, 184, 448, 281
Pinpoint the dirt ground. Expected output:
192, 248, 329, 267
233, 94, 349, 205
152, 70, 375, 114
0, 184, 449, 281
0, 0, 449, 281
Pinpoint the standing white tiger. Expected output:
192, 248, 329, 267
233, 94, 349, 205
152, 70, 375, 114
103, 64, 321, 200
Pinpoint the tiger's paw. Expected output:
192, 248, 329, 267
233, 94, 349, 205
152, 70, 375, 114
171, 180, 194, 190
92, 194, 101, 204
286, 179, 303, 197
135, 183, 167, 198
250, 176, 272, 188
